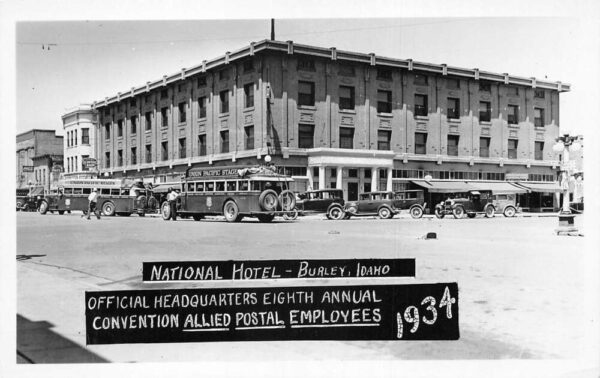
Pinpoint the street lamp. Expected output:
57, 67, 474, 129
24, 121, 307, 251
552, 132, 582, 235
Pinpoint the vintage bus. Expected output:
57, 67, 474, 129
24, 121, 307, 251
38, 179, 150, 216
161, 165, 296, 223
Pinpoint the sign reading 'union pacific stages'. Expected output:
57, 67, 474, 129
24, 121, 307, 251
186, 167, 243, 179
85, 283, 459, 344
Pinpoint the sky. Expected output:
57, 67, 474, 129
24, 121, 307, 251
14, 16, 598, 137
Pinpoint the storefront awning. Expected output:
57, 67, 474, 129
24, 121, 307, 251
411, 180, 477, 193
512, 182, 562, 193
151, 183, 179, 193
465, 181, 527, 194
29, 187, 44, 196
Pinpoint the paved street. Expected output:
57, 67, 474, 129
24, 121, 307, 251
16, 211, 590, 363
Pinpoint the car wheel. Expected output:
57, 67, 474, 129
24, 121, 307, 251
38, 201, 48, 215
102, 201, 116, 216
278, 190, 296, 211
327, 206, 344, 220
22, 203, 29, 212
223, 200, 239, 223
503, 206, 516, 217
17, 201, 24, 211
258, 189, 279, 211
283, 209, 298, 221
378, 207, 391, 219
467, 213, 476, 219
257, 214, 275, 223
160, 201, 170, 220
434, 207, 445, 219
452, 206, 465, 219
485, 205, 495, 218
410, 206, 424, 219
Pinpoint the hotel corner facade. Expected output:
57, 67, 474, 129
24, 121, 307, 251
81, 40, 569, 210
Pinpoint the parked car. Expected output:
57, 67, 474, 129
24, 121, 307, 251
285, 189, 345, 220
491, 193, 521, 217
435, 191, 495, 219
393, 190, 427, 219
344, 191, 398, 219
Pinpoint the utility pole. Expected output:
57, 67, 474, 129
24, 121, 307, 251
271, 19, 275, 40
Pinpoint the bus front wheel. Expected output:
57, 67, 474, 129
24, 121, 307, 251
102, 201, 116, 216
223, 201, 240, 223
38, 201, 48, 215
160, 202, 170, 220
258, 190, 279, 212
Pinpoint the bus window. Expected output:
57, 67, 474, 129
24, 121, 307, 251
206, 182, 215, 192
196, 182, 204, 192
111, 189, 120, 196
239, 180, 249, 191
120, 189, 128, 195
226, 181, 236, 191
187, 182, 195, 192
73, 188, 83, 195
251, 181, 261, 191
82, 188, 91, 195
215, 181, 225, 192
64, 188, 73, 194
101, 188, 110, 195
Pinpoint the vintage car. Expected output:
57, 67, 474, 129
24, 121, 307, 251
393, 190, 427, 219
343, 191, 399, 219
491, 193, 521, 217
17, 187, 44, 212
434, 190, 495, 219
284, 189, 345, 220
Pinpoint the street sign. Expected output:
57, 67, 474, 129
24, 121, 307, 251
22, 166, 34, 173
83, 158, 97, 168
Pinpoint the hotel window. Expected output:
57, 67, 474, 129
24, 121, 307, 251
160, 89, 168, 99
219, 69, 230, 81
178, 102, 187, 123
415, 133, 427, 155
479, 137, 490, 158
245, 125, 254, 150
131, 147, 137, 165
507, 105, 519, 125
74, 130, 77, 146
534, 89, 545, 99
339, 86, 355, 110
145, 112, 152, 131
479, 101, 491, 122
220, 130, 229, 153
104, 123, 110, 140
178, 83, 186, 93
220, 90, 229, 113
298, 81, 315, 106
338, 65, 355, 77
507, 86, 519, 97
117, 120, 123, 137
198, 134, 207, 156
105, 152, 110, 168
376, 68, 392, 81
297, 58, 315, 72
414, 94, 428, 117
447, 78, 460, 90
447, 98, 460, 120
508, 139, 518, 159
377, 130, 391, 150
447, 135, 459, 156
179, 137, 186, 158
145, 144, 152, 163
82, 128, 89, 144
197, 76, 207, 87
377, 90, 392, 113
414, 74, 428, 86
161, 107, 169, 127
130, 116, 137, 134
244, 83, 254, 108
130, 98, 137, 107
298, 124, 314, 148
198, 97, 207, 119
479, 81, 491, 92
161, 141, 169, 161
535, 141, 544, 160
81, 155, 89, 171
243, 59, 254, 73
534, 108, 545, 127
339, 127, 354, 149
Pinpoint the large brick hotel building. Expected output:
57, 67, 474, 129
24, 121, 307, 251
83, 39, 569, 210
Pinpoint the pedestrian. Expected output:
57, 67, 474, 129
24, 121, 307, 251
84, 188, 101, 220
167, 187, 179, 221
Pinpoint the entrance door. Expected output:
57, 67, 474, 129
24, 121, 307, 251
347, 182, 359, 201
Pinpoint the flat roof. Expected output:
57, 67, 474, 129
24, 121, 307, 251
92, 39, 570, 109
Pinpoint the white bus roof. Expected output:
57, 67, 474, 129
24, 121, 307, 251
60, 179, 123, 188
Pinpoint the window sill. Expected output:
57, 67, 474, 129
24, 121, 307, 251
244, 106, 255, 112
414, 115, 429, 120
178, 122, 187, 126
508, 123, 519, 128
534, 126, 545, 130
197, 117, 207, 122
377, 112, 393, 117
480, 121, 492, 126
298, 105, 316, 111
448, 118, 461, 123
145, 129, 152, 133
339, 109, 356, 114
219, 113, 230, 118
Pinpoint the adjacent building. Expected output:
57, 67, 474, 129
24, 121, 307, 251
16, 129, 64, 192
86, 40, 569, 210
62, 105, 98, 179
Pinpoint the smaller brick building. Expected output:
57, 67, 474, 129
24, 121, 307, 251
16, 129, 63, 191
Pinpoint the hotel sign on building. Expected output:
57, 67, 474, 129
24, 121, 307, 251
81, 39, 568, 209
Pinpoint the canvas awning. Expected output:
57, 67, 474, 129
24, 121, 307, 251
151, 183, 179, 193
411, 180, 477, 193
512, 182, 562, 193
465, 181, 527, 194
29, 186, 45, 196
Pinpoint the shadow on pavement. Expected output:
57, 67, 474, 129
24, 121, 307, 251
17, 314, 107, 363
16, 254, 46, 261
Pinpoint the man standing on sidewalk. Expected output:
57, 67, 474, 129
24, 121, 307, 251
167, 187, 179, 221
85, 188, 101, 220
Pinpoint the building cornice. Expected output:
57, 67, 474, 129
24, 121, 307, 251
91, 39, 570, 109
